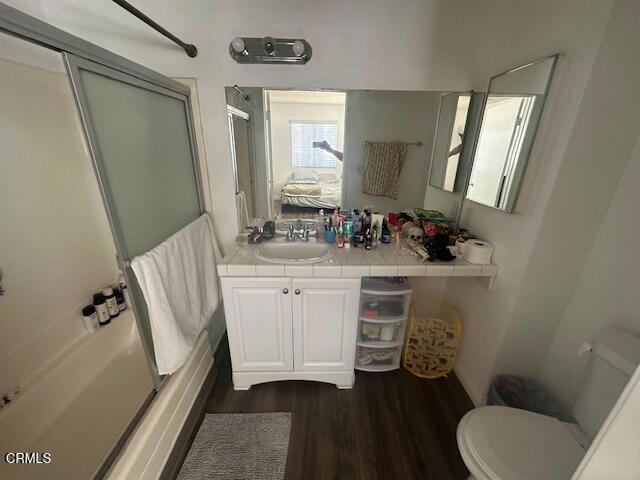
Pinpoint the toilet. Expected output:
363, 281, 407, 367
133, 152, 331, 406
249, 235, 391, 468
457, 330, 640, 480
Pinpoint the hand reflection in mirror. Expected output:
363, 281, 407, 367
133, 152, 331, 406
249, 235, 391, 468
313, 140, 343, 162
448, 130, 464, 157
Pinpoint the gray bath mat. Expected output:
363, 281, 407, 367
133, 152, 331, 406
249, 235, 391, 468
177, 412, 291, 480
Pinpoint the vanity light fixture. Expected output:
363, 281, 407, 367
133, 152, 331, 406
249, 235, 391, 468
229, 37, 312, 64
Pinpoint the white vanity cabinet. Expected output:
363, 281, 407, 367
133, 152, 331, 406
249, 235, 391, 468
221, 277, 361, 390
221, 277, 293, 373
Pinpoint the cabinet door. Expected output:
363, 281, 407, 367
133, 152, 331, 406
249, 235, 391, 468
222, 277, 293, 372
292, 278, 360, 371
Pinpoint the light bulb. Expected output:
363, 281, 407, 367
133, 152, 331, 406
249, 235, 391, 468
292, 40, 305, 56
231, 37, 246, 54
263, 37, 276, 55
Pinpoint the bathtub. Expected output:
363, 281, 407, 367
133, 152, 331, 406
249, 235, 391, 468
0, 310, 153, 480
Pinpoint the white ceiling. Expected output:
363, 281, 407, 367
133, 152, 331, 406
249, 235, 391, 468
267, 89, 346, 105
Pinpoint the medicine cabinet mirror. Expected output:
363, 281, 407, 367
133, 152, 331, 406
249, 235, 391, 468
465, 55, 558, 212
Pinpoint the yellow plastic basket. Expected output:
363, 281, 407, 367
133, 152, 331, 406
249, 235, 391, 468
403, 299, 461, 379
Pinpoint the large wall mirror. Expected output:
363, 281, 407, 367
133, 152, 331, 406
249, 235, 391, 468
225, 87, 485, 223
466, 55, 558, 212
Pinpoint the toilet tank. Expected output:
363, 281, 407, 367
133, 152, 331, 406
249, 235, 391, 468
572, 330, 640, 440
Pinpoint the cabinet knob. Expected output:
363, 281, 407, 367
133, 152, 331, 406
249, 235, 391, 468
294, 289, 301, 295
283, 288, 289, 294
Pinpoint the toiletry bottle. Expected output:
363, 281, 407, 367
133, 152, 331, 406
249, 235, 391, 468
93, 293, 111, 326
343, 221, 352, 248
115, 288, 127, 312
393, 225, 401, 247
365, 229, 372, 250
381, 218, 391, 243
102, 287, 119, 318
372, 226, 378, 249
82, 305, 99, 332
118, 272, 132, 308
362, 210, 371, 235
318, 208, 325, 232
337, 224, 344, 248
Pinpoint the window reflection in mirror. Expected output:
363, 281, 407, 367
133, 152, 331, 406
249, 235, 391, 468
466, 55, 558, 212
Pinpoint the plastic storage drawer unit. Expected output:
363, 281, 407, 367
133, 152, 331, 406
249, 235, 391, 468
356, 345, 403, 370
355, 278, 412, 372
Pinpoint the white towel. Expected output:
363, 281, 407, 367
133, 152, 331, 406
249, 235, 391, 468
236, 190, 249, 231
131, 214, 221, 374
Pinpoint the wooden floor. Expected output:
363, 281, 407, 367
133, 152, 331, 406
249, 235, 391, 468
184, 339, 474, 480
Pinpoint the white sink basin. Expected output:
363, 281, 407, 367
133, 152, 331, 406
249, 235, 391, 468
255, 238, 334, 264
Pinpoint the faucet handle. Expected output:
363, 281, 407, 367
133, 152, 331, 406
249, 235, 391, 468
286, 224, 295, 241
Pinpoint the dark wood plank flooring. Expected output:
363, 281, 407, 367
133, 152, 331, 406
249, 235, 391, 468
187, 339, 473, 480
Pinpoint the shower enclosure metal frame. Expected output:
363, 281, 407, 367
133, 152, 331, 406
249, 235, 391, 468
0, 2, 208, 476
0, 3, 206, 391
64, 53, 207, 390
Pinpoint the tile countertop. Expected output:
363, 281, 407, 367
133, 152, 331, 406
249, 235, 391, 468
217, 240, 499, 279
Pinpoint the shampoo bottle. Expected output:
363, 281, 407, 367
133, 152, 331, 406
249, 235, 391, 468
93, 293, 111, 326
102, 287, 119, 318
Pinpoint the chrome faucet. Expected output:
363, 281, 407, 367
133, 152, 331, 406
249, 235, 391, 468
285, 220, 310, 241
247, 226, 263, 244
286, 224, 296, 241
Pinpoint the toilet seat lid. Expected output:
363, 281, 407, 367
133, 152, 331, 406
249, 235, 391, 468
457, 406, 585, 480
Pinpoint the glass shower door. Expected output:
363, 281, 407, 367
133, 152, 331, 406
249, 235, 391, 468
65, 54, 205, 387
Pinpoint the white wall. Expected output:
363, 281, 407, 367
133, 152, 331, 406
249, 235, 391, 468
490, 0, 640, 389
343, 90, 440, 212
0, 51, 121, 396
270, 101, 345, 184
540, 136, 640, 410
435, 2, 615, 404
